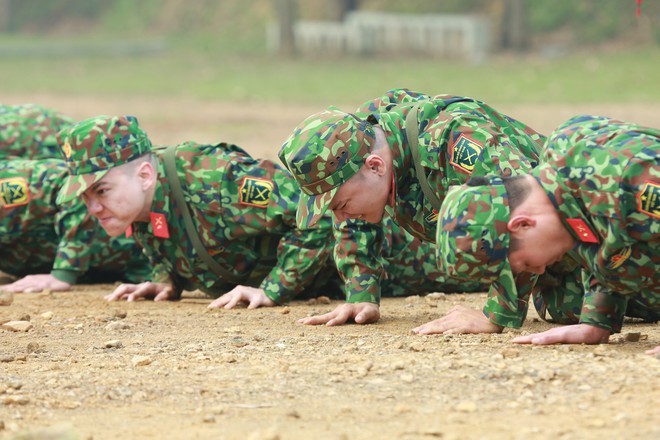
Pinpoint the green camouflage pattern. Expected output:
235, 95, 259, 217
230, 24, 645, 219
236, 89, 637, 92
282, 88, 545, 307
134, 140, 339, 300
0, 158, 151, 284
438, 115, 660, 332
532, 115, 660, 332
131, 141, 476, 302
279, 107, 376, 229
57, 115, 152, 204
0, 103, 75, 160
437, 178, 511, 284
345, 217, 486, 299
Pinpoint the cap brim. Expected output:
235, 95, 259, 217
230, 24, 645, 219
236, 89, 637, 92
296, 187, 338, 229
56, 170, 108, 205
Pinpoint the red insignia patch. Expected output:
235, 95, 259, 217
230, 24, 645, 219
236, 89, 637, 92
125, 224, 133, 238
150, 212, 170, 238
565, 218, 599, 243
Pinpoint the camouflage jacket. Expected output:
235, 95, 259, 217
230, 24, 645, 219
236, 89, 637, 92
333, 88, 545, 305
0, 158, 151, 283
0, 104, 75, 160
531, 115, 660, 332
130, 141, 339, 301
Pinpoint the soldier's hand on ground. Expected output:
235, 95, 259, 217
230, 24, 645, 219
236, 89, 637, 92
104, 282, 176, 302
411, 305, 503, 335
512, 323, 610, 345
207, 285, 275, 309
2, 274, 71, 293
645, 346, 660, 356
298, 302, 380, 326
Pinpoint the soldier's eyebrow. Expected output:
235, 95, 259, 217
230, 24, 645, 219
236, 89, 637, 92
88, 181, 104, 192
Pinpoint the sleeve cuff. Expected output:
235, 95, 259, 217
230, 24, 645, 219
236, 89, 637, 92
50, 269, 79, 285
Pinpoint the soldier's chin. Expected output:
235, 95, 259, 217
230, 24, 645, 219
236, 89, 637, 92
99, 219, 126, 237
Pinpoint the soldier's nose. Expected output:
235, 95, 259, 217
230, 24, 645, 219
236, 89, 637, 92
85, 198, 102, 214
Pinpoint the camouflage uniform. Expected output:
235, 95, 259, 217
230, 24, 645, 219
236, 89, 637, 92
279, 88, 545, 311
0, 158, 151, 284
57, 115, 468, 302
437, 115, 660, 332
0, 104, 75, 160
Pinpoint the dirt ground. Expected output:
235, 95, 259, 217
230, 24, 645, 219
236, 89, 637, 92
1, 94, 659, 440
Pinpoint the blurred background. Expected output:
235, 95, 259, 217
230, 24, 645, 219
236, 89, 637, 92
1, 0, 659, 157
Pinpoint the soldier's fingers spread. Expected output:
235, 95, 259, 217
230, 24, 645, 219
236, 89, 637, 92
512, 335, 534, 344
154, 291, 171, 301
207, 298, 225, 309
299, 314, 332, 325
224, 294, 243, 309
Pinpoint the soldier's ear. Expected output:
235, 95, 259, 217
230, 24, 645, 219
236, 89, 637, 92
364, 154, 386, 176
508, 214, 536, 234
136, 161, 156, 190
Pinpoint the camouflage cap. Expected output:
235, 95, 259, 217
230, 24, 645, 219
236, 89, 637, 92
278, 106, 376, 228
437, 177, 512, 285
57, 115, 151, 204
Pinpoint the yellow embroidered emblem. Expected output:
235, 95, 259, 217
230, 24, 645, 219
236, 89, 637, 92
607, 246, 632, 270
0, 177, 30, 207
239, 177, 273, 208
62, 142, 72, 159
637, 181, 660, 219
424, 209, 439, 225
449, 134, 483, 174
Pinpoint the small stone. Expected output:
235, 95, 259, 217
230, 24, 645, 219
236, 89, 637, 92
425, 292, 446, 300
623, 332, 641, 342
113, 310, 128, 319
409, 342, 425, 352
104, 340, 123, 349
202, 416, 216, 423
405, 295, 421, 303
105, 321, 130, 331
3, 395, 29, 405
0, 290, 14, 306
26, 342, 40, 353
500, 348, 520, 358
316, 296, 331, 304
40, 311, 54, 320
2, 321, 33, 332
400, 373, 414, 383
0, 353, 15, 362
456, 401, 478, 412
280, 307, 290, 315
286, 410, 300, 418
131, 355, 152, 367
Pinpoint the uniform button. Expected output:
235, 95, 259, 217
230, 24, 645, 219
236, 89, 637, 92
142, 248, 149, 255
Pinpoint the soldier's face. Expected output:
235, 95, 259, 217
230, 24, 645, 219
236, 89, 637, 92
329, 165, 390, 223
82, 163, 152, 236
508, 212, 576, 275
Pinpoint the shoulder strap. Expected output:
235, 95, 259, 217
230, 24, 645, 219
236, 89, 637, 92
404, 103, 443, 211
161, 144, 246, 284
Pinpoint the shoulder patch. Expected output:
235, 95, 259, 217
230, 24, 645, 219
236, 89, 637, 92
607, 246, 632, 270
636, 181, 660, 220
565, 218, 599, 243
424, 209, 439, 225
0, 177, 30, 207
239, 177, 273, 208
449, 134, 483, 174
